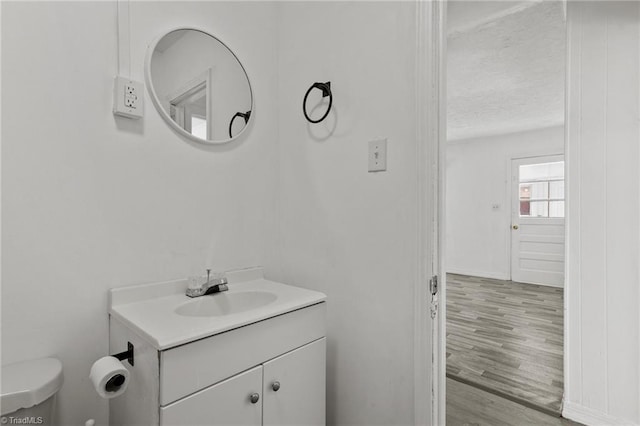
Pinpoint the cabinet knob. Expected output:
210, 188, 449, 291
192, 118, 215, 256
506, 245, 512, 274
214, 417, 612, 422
250, 393, 260, 404
272, 381, 281, 392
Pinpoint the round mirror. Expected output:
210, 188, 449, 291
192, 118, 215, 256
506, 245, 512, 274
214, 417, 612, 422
145, 28, 253, 144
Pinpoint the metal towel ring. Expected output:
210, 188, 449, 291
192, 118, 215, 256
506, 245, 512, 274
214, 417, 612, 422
228, 110, 252, 138
303, 82, 332, 124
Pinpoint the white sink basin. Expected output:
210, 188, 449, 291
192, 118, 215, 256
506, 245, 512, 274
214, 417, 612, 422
108, 269, 327, 349
175, 291, 277, 317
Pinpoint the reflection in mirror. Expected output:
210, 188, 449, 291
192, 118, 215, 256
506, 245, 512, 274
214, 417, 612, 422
229, 110, 251, 138
147, 29, 252, 143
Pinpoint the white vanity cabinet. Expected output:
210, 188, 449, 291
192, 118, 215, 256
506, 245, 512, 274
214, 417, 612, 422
108, 275, 326, 426
161, 338, 326, 426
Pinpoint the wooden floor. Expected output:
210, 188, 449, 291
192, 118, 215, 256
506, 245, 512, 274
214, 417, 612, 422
447, 378, 581, 426
446, 274, 564, 414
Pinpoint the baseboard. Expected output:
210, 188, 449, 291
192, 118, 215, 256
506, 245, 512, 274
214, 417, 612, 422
446, 268, 509, 281
514, 279, 564, 288
447, 373, 560, 417
446, 268, 565, 288
563, 402, 639, 426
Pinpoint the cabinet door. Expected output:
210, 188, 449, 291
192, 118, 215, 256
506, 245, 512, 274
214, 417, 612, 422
263, 338, 326, 426
160, 365, 262, 426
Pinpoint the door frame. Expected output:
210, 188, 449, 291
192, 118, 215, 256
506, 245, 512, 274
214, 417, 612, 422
415, 1, 446, 425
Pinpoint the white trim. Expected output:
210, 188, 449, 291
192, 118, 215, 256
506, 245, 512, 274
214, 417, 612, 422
166, 68, 214, 140
415, 0, 445, 425
506, 156, 514, 279
446, 268, 509, 281
563, 0, 578, 408
446, 268, 563, 288
512, 153, 565, 165
166, 69, 211, 107
446, 124, 565, 145
0, 0, 3, 340
563, 402, 640, 426
518, 279, 563, 288
414, 1, 432, 425
435, 2, 447, 422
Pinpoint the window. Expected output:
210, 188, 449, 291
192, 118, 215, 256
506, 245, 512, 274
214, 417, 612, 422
519, 161, 565, 218
191, 116, 207, 140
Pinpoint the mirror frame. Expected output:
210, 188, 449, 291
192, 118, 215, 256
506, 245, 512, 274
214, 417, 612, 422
144, 27, 254, 145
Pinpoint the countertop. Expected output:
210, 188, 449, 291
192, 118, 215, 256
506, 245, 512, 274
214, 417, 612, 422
108, 268, 326, 350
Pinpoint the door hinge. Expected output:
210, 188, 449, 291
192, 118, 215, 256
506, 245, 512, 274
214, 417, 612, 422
429, 275, 439, 296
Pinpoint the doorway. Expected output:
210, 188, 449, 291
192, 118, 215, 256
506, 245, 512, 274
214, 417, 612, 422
441, 1, 570, 424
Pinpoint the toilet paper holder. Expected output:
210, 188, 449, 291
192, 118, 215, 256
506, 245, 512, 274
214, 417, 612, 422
111, 342, 134, 366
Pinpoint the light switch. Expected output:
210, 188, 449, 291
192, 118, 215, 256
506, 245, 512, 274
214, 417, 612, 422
368, 138, 387, 172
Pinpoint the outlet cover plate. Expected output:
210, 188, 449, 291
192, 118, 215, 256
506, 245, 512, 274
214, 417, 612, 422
113, 76, 143, 119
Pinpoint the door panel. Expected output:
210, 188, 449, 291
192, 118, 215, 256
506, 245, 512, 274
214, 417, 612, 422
521, 241, 564, 254
160, 365, 262, 426
263, 338, 326, 426
511, 156, 565, 287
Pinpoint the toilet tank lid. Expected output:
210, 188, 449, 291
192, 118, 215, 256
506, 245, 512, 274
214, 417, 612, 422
1, 358, 63, 416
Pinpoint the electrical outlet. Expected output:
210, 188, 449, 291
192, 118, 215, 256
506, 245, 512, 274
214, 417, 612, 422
368, 138, 387, 172
113, 76, 143, 119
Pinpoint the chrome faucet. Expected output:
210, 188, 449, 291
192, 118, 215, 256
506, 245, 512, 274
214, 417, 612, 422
186, 269, 229, 298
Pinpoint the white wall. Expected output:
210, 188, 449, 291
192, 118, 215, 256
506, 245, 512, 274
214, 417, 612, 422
1, 2, 279, 425
445, 126, 564, 280
564, 2, 640, 425
267, 2, 420, 425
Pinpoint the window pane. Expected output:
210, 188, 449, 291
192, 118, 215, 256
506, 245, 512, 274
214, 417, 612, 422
550, 180, 564, 199
520, 161, 564, 181
191, 116, 207, 139
528, 181, 549, 200
518, 160, 564, 218
528, 201, 549, 217
550, 201, 565, 218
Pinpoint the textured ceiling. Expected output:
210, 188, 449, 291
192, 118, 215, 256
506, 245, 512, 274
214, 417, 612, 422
447, 1, 565, 141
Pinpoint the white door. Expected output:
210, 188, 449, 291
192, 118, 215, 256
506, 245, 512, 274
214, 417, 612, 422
511, 156, 565, 287
262, 338, 326, 426
160, 365, 263, 426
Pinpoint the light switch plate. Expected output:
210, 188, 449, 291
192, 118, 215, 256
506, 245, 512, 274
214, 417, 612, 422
368, 138, 387, 172
113, 76, 143, 119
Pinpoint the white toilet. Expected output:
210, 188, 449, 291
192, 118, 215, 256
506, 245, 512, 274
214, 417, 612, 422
1, 358, 64, 425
